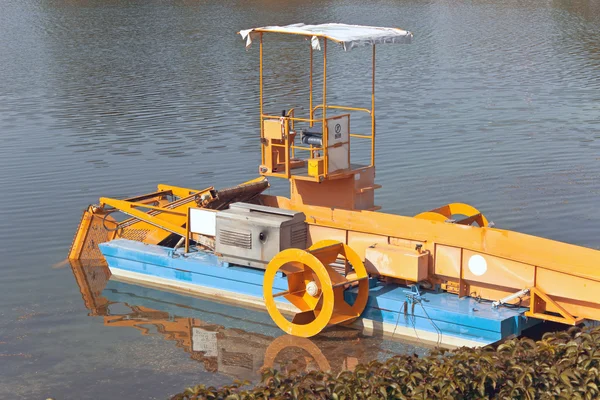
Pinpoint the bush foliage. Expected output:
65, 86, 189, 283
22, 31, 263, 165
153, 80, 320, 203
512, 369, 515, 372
172, 326, 600, 400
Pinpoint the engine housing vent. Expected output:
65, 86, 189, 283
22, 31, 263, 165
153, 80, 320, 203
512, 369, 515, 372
218, 229, 252, 249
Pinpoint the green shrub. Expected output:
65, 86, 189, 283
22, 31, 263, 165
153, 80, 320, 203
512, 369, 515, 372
171, 326, 600, 400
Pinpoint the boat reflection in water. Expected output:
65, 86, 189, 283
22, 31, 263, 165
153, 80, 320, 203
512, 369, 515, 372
70, 260, 428, 382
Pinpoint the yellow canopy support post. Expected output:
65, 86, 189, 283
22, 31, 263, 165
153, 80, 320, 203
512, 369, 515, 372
259, 33, 264, 166
309, 44, 313, 127
371, 45, 376, 167
322, 38, 328, 176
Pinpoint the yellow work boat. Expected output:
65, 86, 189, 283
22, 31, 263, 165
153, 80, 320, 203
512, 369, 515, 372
69, 23, 600, 347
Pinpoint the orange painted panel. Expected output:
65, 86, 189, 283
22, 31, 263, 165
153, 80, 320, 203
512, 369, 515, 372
291, 178, 355, 210
353, 166, 375, 190
353, 167, 376, 211
365, 244, 428, 281
434, 245, 461, 278
263, 119, 283, 140
354, 191, 375, 211
462, 250, 535, 290
536, 268, 600, 306
307, 225, 346, 248
347, 231, 388, 260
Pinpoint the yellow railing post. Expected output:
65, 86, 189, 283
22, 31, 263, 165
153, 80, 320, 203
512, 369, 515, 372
323, 38, 328, 176
185, 208, 190, 253
260, 33, 264, 165
371, 45, 376, 167
289, 109, 296, 159
285, 117, 290, 178
309, 45, 313, 127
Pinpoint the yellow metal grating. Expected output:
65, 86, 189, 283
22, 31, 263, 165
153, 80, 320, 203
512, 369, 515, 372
119, 228, 150, 242
79, 214, 116, 259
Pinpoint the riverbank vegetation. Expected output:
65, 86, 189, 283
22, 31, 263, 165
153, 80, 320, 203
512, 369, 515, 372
172, 326, 600, 399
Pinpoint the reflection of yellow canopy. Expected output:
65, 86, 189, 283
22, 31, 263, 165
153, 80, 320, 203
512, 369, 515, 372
240, 23, 412, 51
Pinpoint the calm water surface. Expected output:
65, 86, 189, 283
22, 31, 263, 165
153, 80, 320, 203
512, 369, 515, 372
1, 0, 599, 398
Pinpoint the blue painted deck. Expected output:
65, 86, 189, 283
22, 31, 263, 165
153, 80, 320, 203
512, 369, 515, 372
348, 284, 537, 343
100, 239, 539, 346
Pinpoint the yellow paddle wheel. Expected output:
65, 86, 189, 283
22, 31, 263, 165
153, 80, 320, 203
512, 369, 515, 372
263, 240, 369, 337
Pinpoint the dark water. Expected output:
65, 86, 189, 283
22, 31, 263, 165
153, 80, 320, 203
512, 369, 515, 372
1, 0, 599, 398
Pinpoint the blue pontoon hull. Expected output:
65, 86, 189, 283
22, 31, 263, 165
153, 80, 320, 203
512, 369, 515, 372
99, 239, 539, 347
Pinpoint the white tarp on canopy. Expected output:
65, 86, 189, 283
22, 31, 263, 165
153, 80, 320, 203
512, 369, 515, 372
240, 23, 412, 51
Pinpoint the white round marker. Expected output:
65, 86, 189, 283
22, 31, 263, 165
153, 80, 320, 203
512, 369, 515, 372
468, 254, 488, 276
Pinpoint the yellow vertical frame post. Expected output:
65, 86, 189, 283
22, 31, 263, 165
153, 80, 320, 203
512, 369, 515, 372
371, 45, 376, 167
285, 118, 290, 178
309, 45, 313, 127
259, 33, 264, 165
185, 208, 190, 254
323, 38, 328, 176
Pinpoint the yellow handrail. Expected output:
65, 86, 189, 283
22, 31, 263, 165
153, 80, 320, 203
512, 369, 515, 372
311, 104, 372, 115
261, 114, 320, 124
291, 145, 322, 151
286, 108, 296, 131
323, 39, 328, 175
262, 104, 374, 178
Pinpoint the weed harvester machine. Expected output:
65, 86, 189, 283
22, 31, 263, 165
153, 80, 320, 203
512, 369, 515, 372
69, 24, 600, 346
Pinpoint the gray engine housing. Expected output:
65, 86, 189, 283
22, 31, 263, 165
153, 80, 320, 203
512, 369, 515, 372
215, 202, 307, 269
